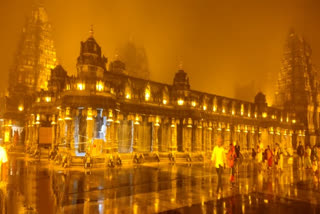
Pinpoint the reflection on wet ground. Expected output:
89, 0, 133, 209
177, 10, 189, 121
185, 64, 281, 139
1, 155, 320, 213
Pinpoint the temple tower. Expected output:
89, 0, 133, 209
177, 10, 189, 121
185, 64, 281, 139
275, 29, 320, 145
9, 4, 58, 94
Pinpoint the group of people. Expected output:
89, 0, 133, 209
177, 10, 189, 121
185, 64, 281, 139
210, 137, 241, 193
210, 137, 285, 193
253, 143, 284, 172
297, 142, 320, 175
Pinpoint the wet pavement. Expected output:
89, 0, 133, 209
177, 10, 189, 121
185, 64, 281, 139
1, 155, 320, 213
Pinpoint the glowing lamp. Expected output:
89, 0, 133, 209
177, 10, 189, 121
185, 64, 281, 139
213, 106, 217, 112
125, 93, 131, 99
203, 105, 207, 110
232, 110, 235, 115
292, 119, 296, 124
77, 83, 85, 91
262, 112, 267, 118
87, 108, 93, 120
163, 99, 167, 105
18, 105, 24, 112
45, 97, 51, 102
96, 81, 104, 91
222, 108, 226, 114
177, 99, 184, 106
191, 101, 196, 107
145, 91, 150, 101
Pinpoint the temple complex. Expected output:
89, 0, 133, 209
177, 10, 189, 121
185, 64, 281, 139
10, 31, 302, 167
0, 7, 309, 168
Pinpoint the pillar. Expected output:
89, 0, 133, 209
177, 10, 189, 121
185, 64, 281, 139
152, 123, 159, 152
133, 115, 140, 153
182, 125, 192, 153
170, 119, 177, 152
51, 115, 57, 149
113, 121, 119, 153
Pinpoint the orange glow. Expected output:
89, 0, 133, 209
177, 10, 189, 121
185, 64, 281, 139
213, 106, 217, 112
96, 81, 104, 91
18, 105, 24, 111
0, 146, 8, 164
163, 99, 167, 105
191, 101, 196, 107
77, 83, 85, 91
45, 97, 51, 102
177, 99, 184, 106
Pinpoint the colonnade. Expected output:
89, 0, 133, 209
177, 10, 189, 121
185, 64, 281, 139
23, 106, 298, 159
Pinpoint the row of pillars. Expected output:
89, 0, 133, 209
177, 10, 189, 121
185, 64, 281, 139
24, 107, 298, 156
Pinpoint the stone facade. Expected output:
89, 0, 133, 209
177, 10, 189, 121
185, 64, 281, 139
18, 34, 302, 167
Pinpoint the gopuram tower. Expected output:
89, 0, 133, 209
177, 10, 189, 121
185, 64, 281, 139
2, 3, 58, 144
275, 29, 320, 146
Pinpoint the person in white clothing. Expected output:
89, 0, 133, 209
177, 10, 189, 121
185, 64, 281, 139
211, 136, 226, 193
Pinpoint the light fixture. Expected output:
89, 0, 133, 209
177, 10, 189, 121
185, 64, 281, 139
177, 99, 184, 106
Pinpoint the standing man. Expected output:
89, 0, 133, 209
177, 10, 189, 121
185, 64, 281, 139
297, 141, 305, 169
211, 136, 226, 194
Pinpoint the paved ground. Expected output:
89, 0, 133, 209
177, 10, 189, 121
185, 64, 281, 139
1, 154, 320, 213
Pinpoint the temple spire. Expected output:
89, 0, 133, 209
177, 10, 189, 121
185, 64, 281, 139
90, 25, 94, 38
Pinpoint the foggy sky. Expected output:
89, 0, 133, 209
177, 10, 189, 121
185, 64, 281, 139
1, 0, 320, 104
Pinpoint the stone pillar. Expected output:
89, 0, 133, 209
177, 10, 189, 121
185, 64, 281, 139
152, 123, 160, 152
182, 125, 191, 153
194, 121, 202, 152
133, 116, 140, 153
51, 115, 57, 149
86, 108, 94, 154
203, 123, 207, 153
170, 119, 177, 152
207, 125, 212, 155
113, 121, 119, 153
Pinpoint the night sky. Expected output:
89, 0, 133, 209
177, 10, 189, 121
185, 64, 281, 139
1, 0, 320, 104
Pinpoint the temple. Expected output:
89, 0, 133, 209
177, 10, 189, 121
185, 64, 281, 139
275, 29, 320, 146
1, 30, 304, 167
0, 6, 310, 167
1, 4, 57, 146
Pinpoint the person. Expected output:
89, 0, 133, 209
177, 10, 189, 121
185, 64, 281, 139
305, 145, 312, 169
311, 145, 318, 175
266, 145, 273, 170
227, 143, 237, 186
211, 136, 226, 193
274, 144, 284, 172
252, 148, 256, 160
297, 142, 305, 169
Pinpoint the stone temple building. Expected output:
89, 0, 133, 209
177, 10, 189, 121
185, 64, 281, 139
1, 4, 57, 146
275, 29, 320, 147
0, 6, 307, 168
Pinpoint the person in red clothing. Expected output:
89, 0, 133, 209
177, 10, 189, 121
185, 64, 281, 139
227, 143, 237, 186
266, 145, 273, 170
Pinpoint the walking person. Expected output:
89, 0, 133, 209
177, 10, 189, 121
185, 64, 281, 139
266, 145, 273, 171
311, 145, 318, 175
297, 142, 305, 169
211, 136, 226, 194
227, 143, 237, 187
305, 145, 312, 169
